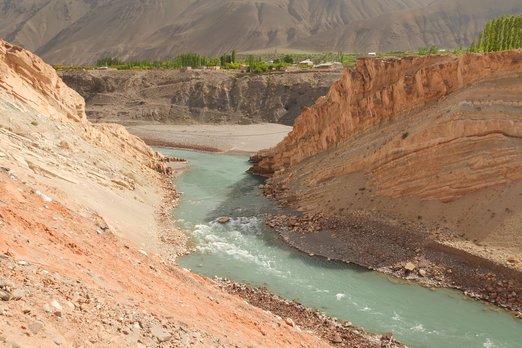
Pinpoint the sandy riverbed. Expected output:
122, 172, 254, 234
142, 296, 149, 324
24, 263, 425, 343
126, 123, 292, 153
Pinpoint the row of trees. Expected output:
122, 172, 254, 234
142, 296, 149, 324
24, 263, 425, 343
96, 53, 222, 69
470, 15, 522, 52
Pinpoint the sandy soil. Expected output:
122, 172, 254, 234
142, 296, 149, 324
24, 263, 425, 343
126, 124, 292, 153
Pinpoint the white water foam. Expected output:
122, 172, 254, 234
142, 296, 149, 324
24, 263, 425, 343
336, 293, 346, 301
483, 338, 496, 348
192, 217, 288, 277
411, 324, 425, 333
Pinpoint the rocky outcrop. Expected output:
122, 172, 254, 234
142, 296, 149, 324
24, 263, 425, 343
59, 69, 340, 126
253, 51, 522, 185
0, 42, 86, 123
253, 50, 522, 268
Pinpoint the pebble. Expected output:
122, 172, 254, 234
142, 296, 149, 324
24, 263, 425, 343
0, 291, 10, 301
150, 325, 171, 342
332, 332, 343, 343
10, 289, 25, 300
507, 257, 518, 264
28, 321, 44, 334
53, 335, 65, 345
404, 262, 416, 272
285, 318, 295, 327
50, 300, 63, 316
216, 216, 230, 224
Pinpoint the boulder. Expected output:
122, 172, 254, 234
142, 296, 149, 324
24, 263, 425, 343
216, 216, 230, 224
404, 262, 416, 272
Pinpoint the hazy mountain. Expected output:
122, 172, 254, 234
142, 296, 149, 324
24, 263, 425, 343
1, 0, 521, 64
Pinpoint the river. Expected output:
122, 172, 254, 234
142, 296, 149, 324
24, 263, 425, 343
159, 148, 522, 348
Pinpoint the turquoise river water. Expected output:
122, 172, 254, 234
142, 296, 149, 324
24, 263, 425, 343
159, 148, 522, 348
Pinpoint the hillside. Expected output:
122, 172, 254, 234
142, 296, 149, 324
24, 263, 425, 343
1, 0, 521, 65
251, 50, 522, 311
58, 69, 340, 126
0, 39, 364, 347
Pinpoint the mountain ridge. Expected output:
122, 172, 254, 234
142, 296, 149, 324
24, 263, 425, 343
1, 0, 521, 65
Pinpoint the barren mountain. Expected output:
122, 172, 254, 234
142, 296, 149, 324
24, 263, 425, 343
1, 0, 520, 65
251, 50, 522, 311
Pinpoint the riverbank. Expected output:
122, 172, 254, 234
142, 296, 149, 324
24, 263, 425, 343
164, 147, 522, 347
215, 278, 404, 348
261, 184, 522, 318
127, 124, 292, 153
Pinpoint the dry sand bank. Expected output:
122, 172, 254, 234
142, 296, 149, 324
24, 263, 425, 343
126, 124, 292, 153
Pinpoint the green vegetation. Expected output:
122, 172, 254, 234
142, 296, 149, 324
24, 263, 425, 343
416, 45, 440, 55
470, 15, 522, 52
95, 53, 219, 69
50, 16, 522, 73
96, 57, 124, 66
65, 50, 359, 73
246, 55, 269, 73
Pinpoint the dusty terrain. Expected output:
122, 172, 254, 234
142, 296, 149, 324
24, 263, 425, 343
2, 0, 521, 64
59, 69, 340, 126
0, 40, 393, 347
251, 51, 522, 312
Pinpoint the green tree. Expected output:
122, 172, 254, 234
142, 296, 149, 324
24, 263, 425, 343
283, 55, 294, 64
473, 15, 522, 52
96, 57, 123, 67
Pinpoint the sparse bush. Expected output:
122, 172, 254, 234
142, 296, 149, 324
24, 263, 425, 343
223, 62, 242, 70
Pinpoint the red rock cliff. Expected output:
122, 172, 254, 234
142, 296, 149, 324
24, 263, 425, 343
252, 51, 522, 176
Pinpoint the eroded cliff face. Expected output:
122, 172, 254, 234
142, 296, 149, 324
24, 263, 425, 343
254, 50, 522, 256
58, 69, 340, 126
254, 51, 522, 184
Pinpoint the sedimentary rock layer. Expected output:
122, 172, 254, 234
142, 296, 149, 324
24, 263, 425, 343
254, 51, 522, 201
252, 49, 522, 249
